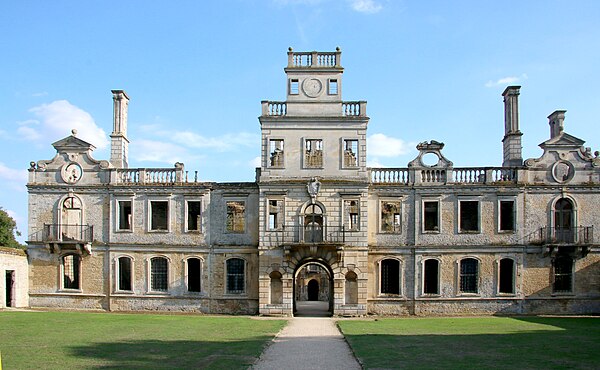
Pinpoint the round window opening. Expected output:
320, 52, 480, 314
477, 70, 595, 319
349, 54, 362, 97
422, 152, 439, 166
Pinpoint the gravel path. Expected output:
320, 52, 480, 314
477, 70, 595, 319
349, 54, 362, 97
252, 316, 362, 370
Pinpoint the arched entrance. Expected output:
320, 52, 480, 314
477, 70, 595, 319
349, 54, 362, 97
293, 260, 333, 317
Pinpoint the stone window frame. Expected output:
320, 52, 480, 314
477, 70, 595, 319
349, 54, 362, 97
184, 197, 203, 233
146, 196, 172, 233
421, 257, 441, 297
114, 195, 134, 233
59, 253, 82, 292
377, 257, 403, 297
225, 198, 247, 234
146, 255, 171, 294
496, 256, 517, 296
268, 138, 285, 168
341, 138, 360, 169
328, 78, 338, 95
303, 138, 324, 169
342, 198, 361, 232
114, 254, 134, 293
457, 197, 482, 234
421, 197, 441, 234
58, 193, 86, 236
552, 255, 575, 295
266, 196, 285, 231
225, 257, 247, 295
183, 256, 204, 294
379, 198, 403, 234
497, 196, 517, 233
456, 257, 481, 296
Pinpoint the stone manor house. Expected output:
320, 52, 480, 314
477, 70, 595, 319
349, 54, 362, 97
25, 49, 599, 316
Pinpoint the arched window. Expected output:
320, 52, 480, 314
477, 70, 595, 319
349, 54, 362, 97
117, 256, 132, 291
554, 198, 574, 243
61, 195, 83, 240
460, 258, 479, 294
226, 258, 245, 294
270, 271, 283, 304
380, 258, 401, 295
304, 204, 324, 243
187, 257, 202, 293
498, 258, 515, 294
345, 271, 358, 304
423, 259, 439, 295
553, 256, 573, 293
150, 257, 168, 292
62, 254, 81, 290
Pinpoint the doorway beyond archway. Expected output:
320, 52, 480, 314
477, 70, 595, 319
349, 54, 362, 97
293, 261, 333, 317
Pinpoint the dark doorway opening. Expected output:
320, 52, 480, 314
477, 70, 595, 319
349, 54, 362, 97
5, 270, 15, 307
307, 279, 319, 301
293, 261, 333, 317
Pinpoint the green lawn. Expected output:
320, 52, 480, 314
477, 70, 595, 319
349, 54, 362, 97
338, 317, 600, 369
0, 311, 285, 369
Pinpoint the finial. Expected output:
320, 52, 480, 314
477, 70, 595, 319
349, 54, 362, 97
336, 46, 340, 51
71, 129, 77, 136
288, 47, 293, 51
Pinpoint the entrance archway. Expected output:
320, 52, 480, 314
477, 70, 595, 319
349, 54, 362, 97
293, 260, 333, 317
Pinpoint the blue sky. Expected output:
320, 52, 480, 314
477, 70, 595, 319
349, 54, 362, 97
1, 0, 599, 241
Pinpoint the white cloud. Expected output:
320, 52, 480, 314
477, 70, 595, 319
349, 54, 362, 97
0, 163, 28, 192
368, 133, 414, 157
249, 156, 261, 168
22, 100, 108, 149
350, 0, 382, 13
485, 73, 528, 88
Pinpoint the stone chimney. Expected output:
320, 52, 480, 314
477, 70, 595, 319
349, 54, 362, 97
548, 110, 566, 138
502, 86, 523, 167
110, 90, 130, 168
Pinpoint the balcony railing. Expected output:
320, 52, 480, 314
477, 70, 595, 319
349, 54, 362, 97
261, 101, 367, 117
369, 167, 518, 185
529, 226, 594, 245
287, 50, 341, 68
264, 225, 347, 245
29, 224, 94, 243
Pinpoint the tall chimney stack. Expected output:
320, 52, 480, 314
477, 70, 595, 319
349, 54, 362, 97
548, 110, 566, 138
110, 90, 130, 168
502, 86, 523, 167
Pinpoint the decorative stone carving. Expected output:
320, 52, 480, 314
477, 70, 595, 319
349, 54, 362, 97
408, 140, 453, 168
61, 162, 83, 184
302, 78, 323, 98
551, 160, 574, 183
307, 177, 321, 203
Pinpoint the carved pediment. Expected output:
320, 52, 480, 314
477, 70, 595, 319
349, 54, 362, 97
408, 140, 453, 168
52, 131, 96, 153
539, 132, 585, 149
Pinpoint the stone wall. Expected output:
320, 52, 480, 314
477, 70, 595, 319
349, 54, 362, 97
0, 247, 29, 308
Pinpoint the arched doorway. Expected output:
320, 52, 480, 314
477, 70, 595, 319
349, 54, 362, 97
554, 198, 574, 243
293, 260, 333, 317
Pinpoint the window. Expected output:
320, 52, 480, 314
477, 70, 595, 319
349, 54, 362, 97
459, 258, 479, 294
553, 256, 573, 293
226, 258, 245, 294
304, 139, 323, 168
186, 200, 202, 232
269, 139, 284, 167
268, 199, 282, 230
498, 258, 515, 294
118, 200, 132, 231
150, 201, 169, 231
381, 200, 401, 233
343, 139, 358, 167
150, 257, 168, 292
423, 200, 439, 232
117, 256, 132, 291
459, 200, 479, 232
187, 258, 202, 293
499, 200, 515, 232
423, 259, 439, 295
62, 254, 80, 290
380, 259, 401, 295
226, 201, 246, 233
328, 79, 338, 94
289, 79, 299, 95
344, 200, 359, 231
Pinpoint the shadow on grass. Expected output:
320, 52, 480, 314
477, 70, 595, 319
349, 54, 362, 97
341, 317, 600, 370
69, 338, 271, 369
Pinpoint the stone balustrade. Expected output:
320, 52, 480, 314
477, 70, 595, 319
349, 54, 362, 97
369, 167, 518, 185
287, 49, 341, 68
113, 164, 192, 184
261, 101, 367, 117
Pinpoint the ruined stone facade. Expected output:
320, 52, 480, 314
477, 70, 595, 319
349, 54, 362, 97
26, 49, 600, 316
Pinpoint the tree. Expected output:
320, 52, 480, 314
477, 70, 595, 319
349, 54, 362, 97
0, 207, 24, 249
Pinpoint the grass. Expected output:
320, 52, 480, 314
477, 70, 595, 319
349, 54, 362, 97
0, 311, 285, 369
338, 317, 600, 369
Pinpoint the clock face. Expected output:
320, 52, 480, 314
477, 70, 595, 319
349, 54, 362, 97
302, 78, 323, 98
61, 162, 83, 184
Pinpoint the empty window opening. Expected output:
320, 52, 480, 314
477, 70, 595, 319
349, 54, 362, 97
304, 204, 324, 243
187, 258, 201, 293
63, 254, 80, 290
424, 201, 439, 232
345, 271, 358, 304
423, 259, 439, 295
499, 258, 515, 294
187, 201, 201, 232
343, 139, 358, 167
499, 200, 515, 231
304, 139, 323, 168
380, 259, 401, 295
270, 271, 283, 304
554, 198, 575, 243
345, 200, 359, 231
329, 79, 338, 95
381, 201, 401, 233
150, 257, 168, 292
268, 200, 282, 230
269, 139, 284, 167
118, 200, 132, 230
553, 256, 573, 293
226, 258, 245, 294
5, 270, 15, 307
460, 201, 479, 232
150, 201, 168, 231
226, 201, 245, 233
290, 79, 299, 95
118, 256, 132, 291
460, 258, 479, 294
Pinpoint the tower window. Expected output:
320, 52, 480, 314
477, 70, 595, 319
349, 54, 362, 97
269, 139, 284, 168
343, 139, 359, 167
328, 79, 338, 94
304, 139, 323, 168
290, 79, 299, 95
